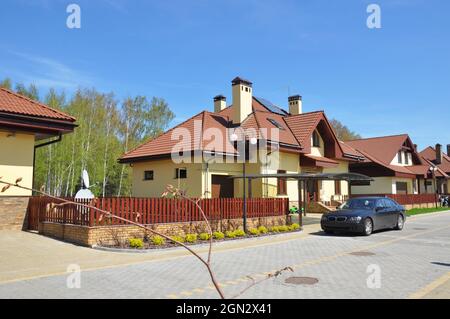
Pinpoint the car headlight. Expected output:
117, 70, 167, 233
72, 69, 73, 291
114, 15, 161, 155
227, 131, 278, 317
348, 216, 362, 223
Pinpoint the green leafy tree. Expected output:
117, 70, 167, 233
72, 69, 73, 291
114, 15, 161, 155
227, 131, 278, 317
330, 118, 362, 141
2, 77, 174, 197
0, 78, 12, 89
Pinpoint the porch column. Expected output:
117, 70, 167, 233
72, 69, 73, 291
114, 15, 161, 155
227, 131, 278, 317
297, 179, 303, 227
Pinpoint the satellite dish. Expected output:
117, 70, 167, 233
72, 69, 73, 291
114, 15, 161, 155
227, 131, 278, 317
82, 169, 90, 189
75, 188, 95, 200
75, 169, 94, 200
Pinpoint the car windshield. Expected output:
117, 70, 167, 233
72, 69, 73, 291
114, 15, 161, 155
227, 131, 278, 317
340, 198, 377, 210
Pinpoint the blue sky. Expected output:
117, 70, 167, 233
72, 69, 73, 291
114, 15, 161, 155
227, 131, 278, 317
0, 0, 449, 149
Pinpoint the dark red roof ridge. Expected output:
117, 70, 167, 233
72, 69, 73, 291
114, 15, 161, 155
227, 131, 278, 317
346, 133, 408, 142
0, 87, 76, 121
286, 110, 325, 118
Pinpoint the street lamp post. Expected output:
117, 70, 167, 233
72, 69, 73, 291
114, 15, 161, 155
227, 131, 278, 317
230, 132, 257, 233
429, 166, 438, 208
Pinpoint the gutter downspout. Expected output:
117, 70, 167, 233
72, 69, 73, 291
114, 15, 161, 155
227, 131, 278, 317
32, 134, 62, 195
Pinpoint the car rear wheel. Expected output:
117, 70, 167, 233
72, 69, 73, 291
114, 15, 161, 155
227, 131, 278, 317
394, 215, 404, 230
363, 218, 373, 236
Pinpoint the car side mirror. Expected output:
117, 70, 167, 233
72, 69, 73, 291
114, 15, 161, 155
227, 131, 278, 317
375, 207, 384, 212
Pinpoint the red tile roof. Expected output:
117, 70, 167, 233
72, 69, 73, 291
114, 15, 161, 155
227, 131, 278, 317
345, 134, 410, 164
284, 111, 324, 147
120, 97, 360, 162
0, 87, 75, 122
420, 146, 450, 174
344, 135, 431, 177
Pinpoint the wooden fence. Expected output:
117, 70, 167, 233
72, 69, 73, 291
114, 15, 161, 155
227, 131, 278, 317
28, 196, 289, 228
350, 193, 438, 206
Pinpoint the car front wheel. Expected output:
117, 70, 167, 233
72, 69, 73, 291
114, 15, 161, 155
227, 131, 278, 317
363, 218, 373, 236
394, 215, 404, 231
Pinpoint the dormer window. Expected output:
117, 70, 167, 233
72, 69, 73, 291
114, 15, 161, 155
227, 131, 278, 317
312, 131, 320, 148
398, 151, 403, 164
268, 118, 285, 130
405, 152, 409, 165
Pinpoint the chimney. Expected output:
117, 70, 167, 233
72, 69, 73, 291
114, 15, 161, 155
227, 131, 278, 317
413, 144, 418, 152
436, 143, 443, 164
447, 144, 450, 157
232, 77, 253, 124
288, 95, 302, 115
214, 95, 226, 113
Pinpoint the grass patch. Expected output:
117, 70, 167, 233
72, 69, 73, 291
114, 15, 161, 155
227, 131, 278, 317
406, 207, 449, 216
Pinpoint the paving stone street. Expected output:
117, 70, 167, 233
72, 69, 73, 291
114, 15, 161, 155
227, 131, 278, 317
0, 212, 449, 299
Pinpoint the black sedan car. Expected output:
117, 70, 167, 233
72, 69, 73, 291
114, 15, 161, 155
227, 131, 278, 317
321, 197, 406, 236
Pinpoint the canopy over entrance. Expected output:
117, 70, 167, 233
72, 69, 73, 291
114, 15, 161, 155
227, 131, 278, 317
231, 172, 373, 230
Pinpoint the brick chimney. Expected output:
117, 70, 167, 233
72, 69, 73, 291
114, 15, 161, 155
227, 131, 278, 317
288, 95, 302, 115
232, 77, 253, 124
447, 144, 450, 157
436, 143, 443, 164
214, 95, 226, 113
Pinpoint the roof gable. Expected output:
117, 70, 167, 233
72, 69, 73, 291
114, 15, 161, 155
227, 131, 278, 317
345, 134, 413, 165
420, 146, 450, 173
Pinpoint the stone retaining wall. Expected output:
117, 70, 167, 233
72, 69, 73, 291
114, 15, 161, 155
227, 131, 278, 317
39, 215, 288, 247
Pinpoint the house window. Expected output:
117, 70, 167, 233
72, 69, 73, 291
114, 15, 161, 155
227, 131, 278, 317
312, 131, 320, 147
277, 170, 287, 196
268, 118, 285, 130
396, 182, 408, 195
405, 152, 409, 165
398, 151, 403, 164
144, 170, 154, 181
175, 168, 187, 179
334, 180, 341, 195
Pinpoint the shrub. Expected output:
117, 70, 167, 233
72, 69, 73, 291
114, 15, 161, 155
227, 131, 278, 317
129, 238, 144, 249
170, 235, 185, 243
248, 228, 260, 236
269, 226, 280, 233
278, 225, 289, 232
225, 231, 236, 238
258, 226, 268, 234
151, 235, 166, 246
185, 233, 198, 243
289, 223, 300, 231
233, 229, 246, 237
213, 231, 225, 240
199, 233, 211, 241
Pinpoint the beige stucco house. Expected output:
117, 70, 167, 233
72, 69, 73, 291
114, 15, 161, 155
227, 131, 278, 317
120, 77, 364, 207
0, 87, 76, 229
344, 135, 447, 195
420, 144, 450, 194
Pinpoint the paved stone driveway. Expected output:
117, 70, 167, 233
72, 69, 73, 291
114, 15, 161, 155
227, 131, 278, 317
0, 213, 449, 299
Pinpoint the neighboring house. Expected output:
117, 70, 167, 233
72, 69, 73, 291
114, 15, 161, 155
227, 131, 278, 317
119, 77, 364, 205
0, 87, 77, 197
344, 134, 441, 195
419, 144, 450, 194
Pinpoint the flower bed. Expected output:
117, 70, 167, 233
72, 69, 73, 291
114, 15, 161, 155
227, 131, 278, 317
101, 223, 301, 250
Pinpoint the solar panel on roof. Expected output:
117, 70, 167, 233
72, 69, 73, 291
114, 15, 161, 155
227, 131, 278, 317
254, 97, 288, 116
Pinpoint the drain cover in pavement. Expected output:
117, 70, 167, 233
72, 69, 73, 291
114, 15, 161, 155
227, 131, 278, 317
284, 277, 319, 285
349, 251, 375, 256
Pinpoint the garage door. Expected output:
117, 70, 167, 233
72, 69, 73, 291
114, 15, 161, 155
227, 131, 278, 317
211, 175, 234, 198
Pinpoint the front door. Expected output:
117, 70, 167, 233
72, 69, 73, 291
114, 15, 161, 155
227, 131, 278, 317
307, 180, 320, 202
211, 175, 234, 198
